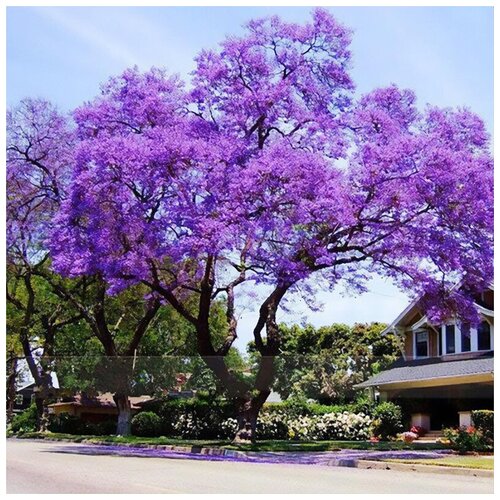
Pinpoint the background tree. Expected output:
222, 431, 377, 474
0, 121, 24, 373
48, 9, 493, 442
262, 322, 399, 404
6, 99, 83, 430
6, 98, 165, 435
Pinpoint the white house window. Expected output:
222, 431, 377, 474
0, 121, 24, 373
415, 331, 429, 358
445, 324, 455, 354
460, 323, 471, 352
15, 394, 23, 405
477, 321, 491, 351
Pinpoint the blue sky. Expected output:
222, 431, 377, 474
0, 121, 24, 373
7, 6, 493, 348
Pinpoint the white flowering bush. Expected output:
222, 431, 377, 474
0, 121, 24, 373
287, 415, 318, 441
313, 412, 373, 441
218, 417, 238, 439
173, 413, 210, 438
256, 410, 289, 440
220, 410, 372, 441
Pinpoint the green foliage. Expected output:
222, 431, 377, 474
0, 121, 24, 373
47, 413, 116, 436
371, 402, 403, 440
471, 410, 494, 443
443, 426, 489, 454
261, 322, 398, 404
53, 294, 239, 400
10, 404, 38, 433
131, 412, 162, 437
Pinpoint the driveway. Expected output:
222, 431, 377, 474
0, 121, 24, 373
7, 439, 493, 494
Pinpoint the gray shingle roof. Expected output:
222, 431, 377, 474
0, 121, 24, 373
356, 352, 494, 388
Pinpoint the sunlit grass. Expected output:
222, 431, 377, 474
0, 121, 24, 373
385, 456, 494, 470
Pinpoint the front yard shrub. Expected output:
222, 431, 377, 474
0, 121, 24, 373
10, 404, 37, 433
48, 413, 82, 434
314, 412, 373, 441
131, 411, 162, 437
95, 419, 118, 435
371, 402, 403, 440
48, 413, 117, 435
256, 410, 289, 439
472, 410, 493, 443
443, 426, 490, 454
410, 425, 427, 437
218, 411, 373, 441
287, 415, 317, 440
401, 431, 418, 443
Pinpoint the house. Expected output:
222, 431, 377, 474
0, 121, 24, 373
48, 393, 154, 423
357, 287, 493, 431
13, 382, 37, 412
13, 373, 60, 413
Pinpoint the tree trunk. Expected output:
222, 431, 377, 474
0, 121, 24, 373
113, 393, 132, 436
233, 390, 270, 444
232, 355, 277, 443
6, 356, 18, 423
34, 395, 50, 432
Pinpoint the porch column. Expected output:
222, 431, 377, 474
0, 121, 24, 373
471, 326, 478, 351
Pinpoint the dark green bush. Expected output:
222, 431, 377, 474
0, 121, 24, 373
48, 413, 117, 436
472, 410, 493, 443
371, 402, 403, 440
48, 413, 82, 434
351, 396, 377, 416
95, 419, 118, 436
131, 412, 162, 437
10, 404, 37, 433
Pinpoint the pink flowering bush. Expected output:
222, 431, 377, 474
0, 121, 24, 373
402, 431, 419, 443
410, 425, 427, 437
443, 426, 490, 454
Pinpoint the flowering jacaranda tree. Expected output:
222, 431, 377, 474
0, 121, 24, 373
47, 9, 492, 441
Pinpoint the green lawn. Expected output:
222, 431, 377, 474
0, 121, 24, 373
386, 456, 494, 470
14, 432, 448, 452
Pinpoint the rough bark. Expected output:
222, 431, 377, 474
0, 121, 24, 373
34, 394, 50, 432
6, 355, 18, 423
113, 393, 132, 436
233, 356, 276, 443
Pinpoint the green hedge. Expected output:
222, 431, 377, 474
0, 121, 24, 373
48, 413, 116, 436
10, 404, 37, 433
472, 410, 493, 442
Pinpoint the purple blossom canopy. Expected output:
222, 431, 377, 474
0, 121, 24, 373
40, 9, 493, 323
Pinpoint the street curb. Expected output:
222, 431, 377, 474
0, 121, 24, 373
357, 459, 494, 477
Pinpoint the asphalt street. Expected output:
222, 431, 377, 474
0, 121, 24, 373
6, 439, 494, 494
